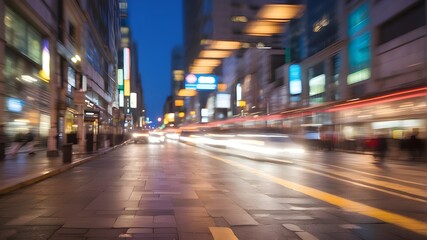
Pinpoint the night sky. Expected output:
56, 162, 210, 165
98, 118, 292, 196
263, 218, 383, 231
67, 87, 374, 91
128, 0, 183, 125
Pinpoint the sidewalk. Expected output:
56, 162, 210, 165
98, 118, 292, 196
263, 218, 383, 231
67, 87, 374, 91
0, 143, 123, 196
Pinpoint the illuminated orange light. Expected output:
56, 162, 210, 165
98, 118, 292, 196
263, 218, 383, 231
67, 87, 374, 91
244, 21, 284, 36
217, 83, 227, 92
193, 59, 221, 66
175, 100, 184, 106
178, 89, 197, 97
208, 40, 241, 50
199, 50, 232, 59
257, 4, 305, 22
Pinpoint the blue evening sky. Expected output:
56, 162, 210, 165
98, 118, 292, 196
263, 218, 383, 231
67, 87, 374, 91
128, 0, 183, 125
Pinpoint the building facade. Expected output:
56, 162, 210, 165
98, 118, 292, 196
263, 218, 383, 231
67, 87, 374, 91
0, 0, 136, 156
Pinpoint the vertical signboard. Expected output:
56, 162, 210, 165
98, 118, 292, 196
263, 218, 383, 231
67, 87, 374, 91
119, 90, 124, 107
124, 80, 130, 96
347, 2, 371, 84
130, 92, 137, 108
118, 69, 124, 89
289, 64, 302, 95
123, 48, 130, 96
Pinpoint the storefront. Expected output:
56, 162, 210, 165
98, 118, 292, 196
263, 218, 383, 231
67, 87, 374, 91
2, 6, 51, 146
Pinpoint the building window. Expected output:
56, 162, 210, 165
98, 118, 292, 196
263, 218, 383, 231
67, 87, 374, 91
4, 7, 42, 65
332, 53, 341, 101
308, 62, 325, 104
69, 22, 76, 41
378, 1, 425, 45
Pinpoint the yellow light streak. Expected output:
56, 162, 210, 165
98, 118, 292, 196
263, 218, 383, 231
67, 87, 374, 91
244, 21, 284, 36
208, 40, 242, 50
199, 50, 232, 59
209, 227, 239, 240
257, 4, 305, 21
206, 154, 427, 236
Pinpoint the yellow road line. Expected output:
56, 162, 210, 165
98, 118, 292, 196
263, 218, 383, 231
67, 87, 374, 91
207, 154, 427, 236
309, 161, 427, 187
299, 167, 427, 203
209, 227, 239, 240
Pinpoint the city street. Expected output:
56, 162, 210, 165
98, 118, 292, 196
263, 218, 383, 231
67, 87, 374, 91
0, 141, 426, 240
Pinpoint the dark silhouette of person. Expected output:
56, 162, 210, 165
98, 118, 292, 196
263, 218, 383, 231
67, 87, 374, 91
0, 124, 8, 160
408, 132, 422, 161
374, 134, 388, 164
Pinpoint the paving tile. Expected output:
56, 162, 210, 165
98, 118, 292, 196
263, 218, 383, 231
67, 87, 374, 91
207, 209, 258, 226
85, 228, 127, 237
296, 231, 320, 240
63, 217, 116, 228
26, 217, 66, 225
127, 228, 153, 233
55, 228, 88, 234
5, 215, 40, 225
85, 199, 140, 210
232, 225, 299, 240
113, 215, 153, 228
172, 199, 204, 208
153, 228, 177, 233
178, 232, 213, 240
154, 215, 176, 224
136, 209, 175, 216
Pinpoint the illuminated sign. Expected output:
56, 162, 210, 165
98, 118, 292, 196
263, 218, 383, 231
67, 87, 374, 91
175, 100, 184, 106
347, 68, 370, 85
216, 93, 231, 108
348, 2, 369, 37
123, 48, 130, 81
130, 92, 137, 108
185, 74, 218, 90
201, 108, 208, 117
236, 83, 242, 101
289, 64, 302, 95
309, 74, 325, 96
119, 90, 124, 107
41, 40, 50, 82
118, 69, 124, 89
7, 98, 23, 112
347, 2, 371, 84
124, 79, 130, 96
217, 83, 227, 92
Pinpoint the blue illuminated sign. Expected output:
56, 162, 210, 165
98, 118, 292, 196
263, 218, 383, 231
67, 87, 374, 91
289, 64, 302, 95
185, 74, 218, 90
348, 2, 369, 37
7, 98, 23, 112
347, 2, 371, 84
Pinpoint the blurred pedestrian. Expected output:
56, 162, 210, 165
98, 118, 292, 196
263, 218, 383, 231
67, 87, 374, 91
23, 130, 35, 155
0, 124, 8, 160
374, 134, 388, 164
408, 132, 422, 161
11, 130, 35, 155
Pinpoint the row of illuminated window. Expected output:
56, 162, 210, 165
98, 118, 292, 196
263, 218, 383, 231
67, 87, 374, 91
4, 7, 42, 65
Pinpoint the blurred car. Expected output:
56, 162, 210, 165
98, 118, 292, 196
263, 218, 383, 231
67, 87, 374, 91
131, 129, 149, 143
226, 132, 306, 160
179, 129, 201, 145
149, 131, 165, 143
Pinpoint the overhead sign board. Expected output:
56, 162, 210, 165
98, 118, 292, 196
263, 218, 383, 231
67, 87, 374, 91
185, 74, 218, 90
